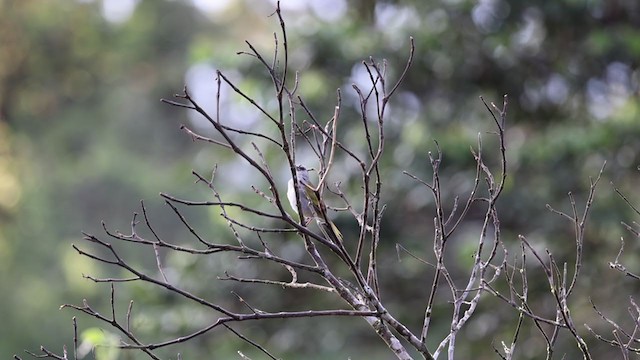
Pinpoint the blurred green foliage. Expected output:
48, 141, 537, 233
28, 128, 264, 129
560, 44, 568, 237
2, 0, 640, 359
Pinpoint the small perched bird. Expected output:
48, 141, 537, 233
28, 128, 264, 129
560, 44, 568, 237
287, 165, 342, 243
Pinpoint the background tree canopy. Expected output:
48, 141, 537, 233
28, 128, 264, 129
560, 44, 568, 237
2, 0, 639, 359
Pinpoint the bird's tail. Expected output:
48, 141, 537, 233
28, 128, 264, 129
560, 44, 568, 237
318, 219, 343, 244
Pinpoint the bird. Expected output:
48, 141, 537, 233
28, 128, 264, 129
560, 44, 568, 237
287, 165, 343, 243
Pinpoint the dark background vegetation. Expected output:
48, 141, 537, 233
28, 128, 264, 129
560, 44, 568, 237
2, 0, 639, 358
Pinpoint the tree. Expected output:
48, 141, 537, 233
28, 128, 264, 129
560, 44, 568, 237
14, 2, 640, 359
